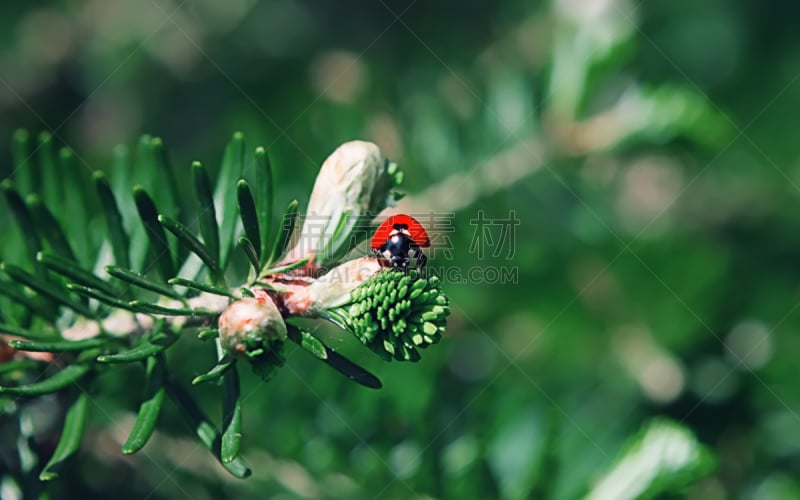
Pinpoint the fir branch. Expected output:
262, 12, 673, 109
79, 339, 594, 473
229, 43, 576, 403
0, 131, 449, 487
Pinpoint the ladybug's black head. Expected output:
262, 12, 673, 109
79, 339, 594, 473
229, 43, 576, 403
383, 232, 413, 269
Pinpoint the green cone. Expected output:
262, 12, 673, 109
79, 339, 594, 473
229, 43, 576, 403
327, 271, 449, 362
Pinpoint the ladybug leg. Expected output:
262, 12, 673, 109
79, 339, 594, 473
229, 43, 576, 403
412, 245, 427, 270
373, 247, 390, 267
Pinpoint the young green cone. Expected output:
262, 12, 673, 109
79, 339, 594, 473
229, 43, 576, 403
320, 268, 449, 362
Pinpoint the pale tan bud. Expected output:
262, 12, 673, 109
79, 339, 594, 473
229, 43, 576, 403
307, 257, 383, 309
279, 257, 383, 316
218, 296, 287, 356
284, 141, 402, 268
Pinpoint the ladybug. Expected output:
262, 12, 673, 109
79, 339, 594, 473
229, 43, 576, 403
370, 214, 430, 270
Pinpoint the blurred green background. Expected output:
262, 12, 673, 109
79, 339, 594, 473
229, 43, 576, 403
2, 0, 800, 498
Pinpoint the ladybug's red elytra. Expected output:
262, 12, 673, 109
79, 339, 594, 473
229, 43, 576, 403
370, 214, 431, 270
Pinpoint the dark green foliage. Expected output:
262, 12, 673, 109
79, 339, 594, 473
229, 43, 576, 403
106, 266, 183, 299
39, 391, 90, 481
221, 365, 243, 463
258, 256, 310, 277
238, 236, 261, 275
1, 180, 43, 270
286, 324, 383, 389
159, 214, 224, 285
2, 263, 95, 318
3, 2, 793, 497
122, 355, 166, 455
215, 132, 246, 270
192, 355, 235, 385
28, 196, 78, 264
94, 173, 131, 269
264, 200, 299, 269
133, 187, 175, 281
0, 364, 91, 396
39, 252, 117, 297
165, 380, 251, 479
0, 130, 417, 491
168, 276, 234, 298
9, 338, 107, 353
96, 324, 179, 364
236, 180, 261, 261
254, 147, 274, 267
191, 161, 221, 273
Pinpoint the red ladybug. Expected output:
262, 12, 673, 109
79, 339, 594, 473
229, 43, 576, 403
370, 214, 430, 270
